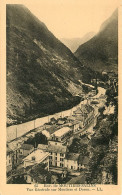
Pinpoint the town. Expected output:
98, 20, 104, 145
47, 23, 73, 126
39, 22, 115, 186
6, 71, 118, 184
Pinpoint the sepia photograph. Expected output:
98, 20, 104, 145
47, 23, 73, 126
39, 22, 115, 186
5, 0, 119, 187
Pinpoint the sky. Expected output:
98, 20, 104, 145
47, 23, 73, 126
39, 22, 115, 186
25, 0, 119, 39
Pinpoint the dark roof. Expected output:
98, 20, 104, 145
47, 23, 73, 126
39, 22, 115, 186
67, 175, 86, 184
48, 145, 67, 154
65, 153, 80, 161
20, 144, 34, 150
46, 125, 58, 134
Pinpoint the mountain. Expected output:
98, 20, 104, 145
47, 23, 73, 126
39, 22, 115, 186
60, 32, 95, 52
7, 4, 91, 126
75, 9, 118, 73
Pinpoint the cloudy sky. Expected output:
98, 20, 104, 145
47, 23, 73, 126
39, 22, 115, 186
25, 0, 118, 39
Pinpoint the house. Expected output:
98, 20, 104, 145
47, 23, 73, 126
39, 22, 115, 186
8, 141, 22, 167
49, 127, 72, 145
48, 145, 67, 168
64, 153, 80, 171
23, 149, 49, 171
41, 130, 50, 139
6, 147, 13, 173
19, 144, 34, 158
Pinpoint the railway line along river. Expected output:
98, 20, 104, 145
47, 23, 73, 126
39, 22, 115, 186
7, 87, 106, 142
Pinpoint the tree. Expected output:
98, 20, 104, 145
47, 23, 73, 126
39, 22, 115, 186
24, 132, 48, 147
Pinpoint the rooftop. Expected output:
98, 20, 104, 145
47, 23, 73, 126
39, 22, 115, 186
48, 145, 67, 154
24, 149, 49, 163
52, 127, 71, 137
42, 130, 50, 138
20, 144, 34, 150
65, 153, 80, 161
38, 144, 48, 151
8, 141, 21, 151
46, 124, 58, 134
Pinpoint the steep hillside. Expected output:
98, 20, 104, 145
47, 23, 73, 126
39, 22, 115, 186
7, 5, 89, 126
60, 32, 95, 52
75, 9, 118, 73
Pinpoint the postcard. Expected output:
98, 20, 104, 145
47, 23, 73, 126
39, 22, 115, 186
0, 0, 121, 194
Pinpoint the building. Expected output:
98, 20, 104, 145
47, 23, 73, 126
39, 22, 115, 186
6, 147, 13, 173
64, 153, 80, 171
41, 130, 51, 139
73, 104, 94, 128
19, 144, 34, 158
23, 149, 49, 171
8, 141, 22, 167
48, 144, 67, 168
49, 127, 72, 145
